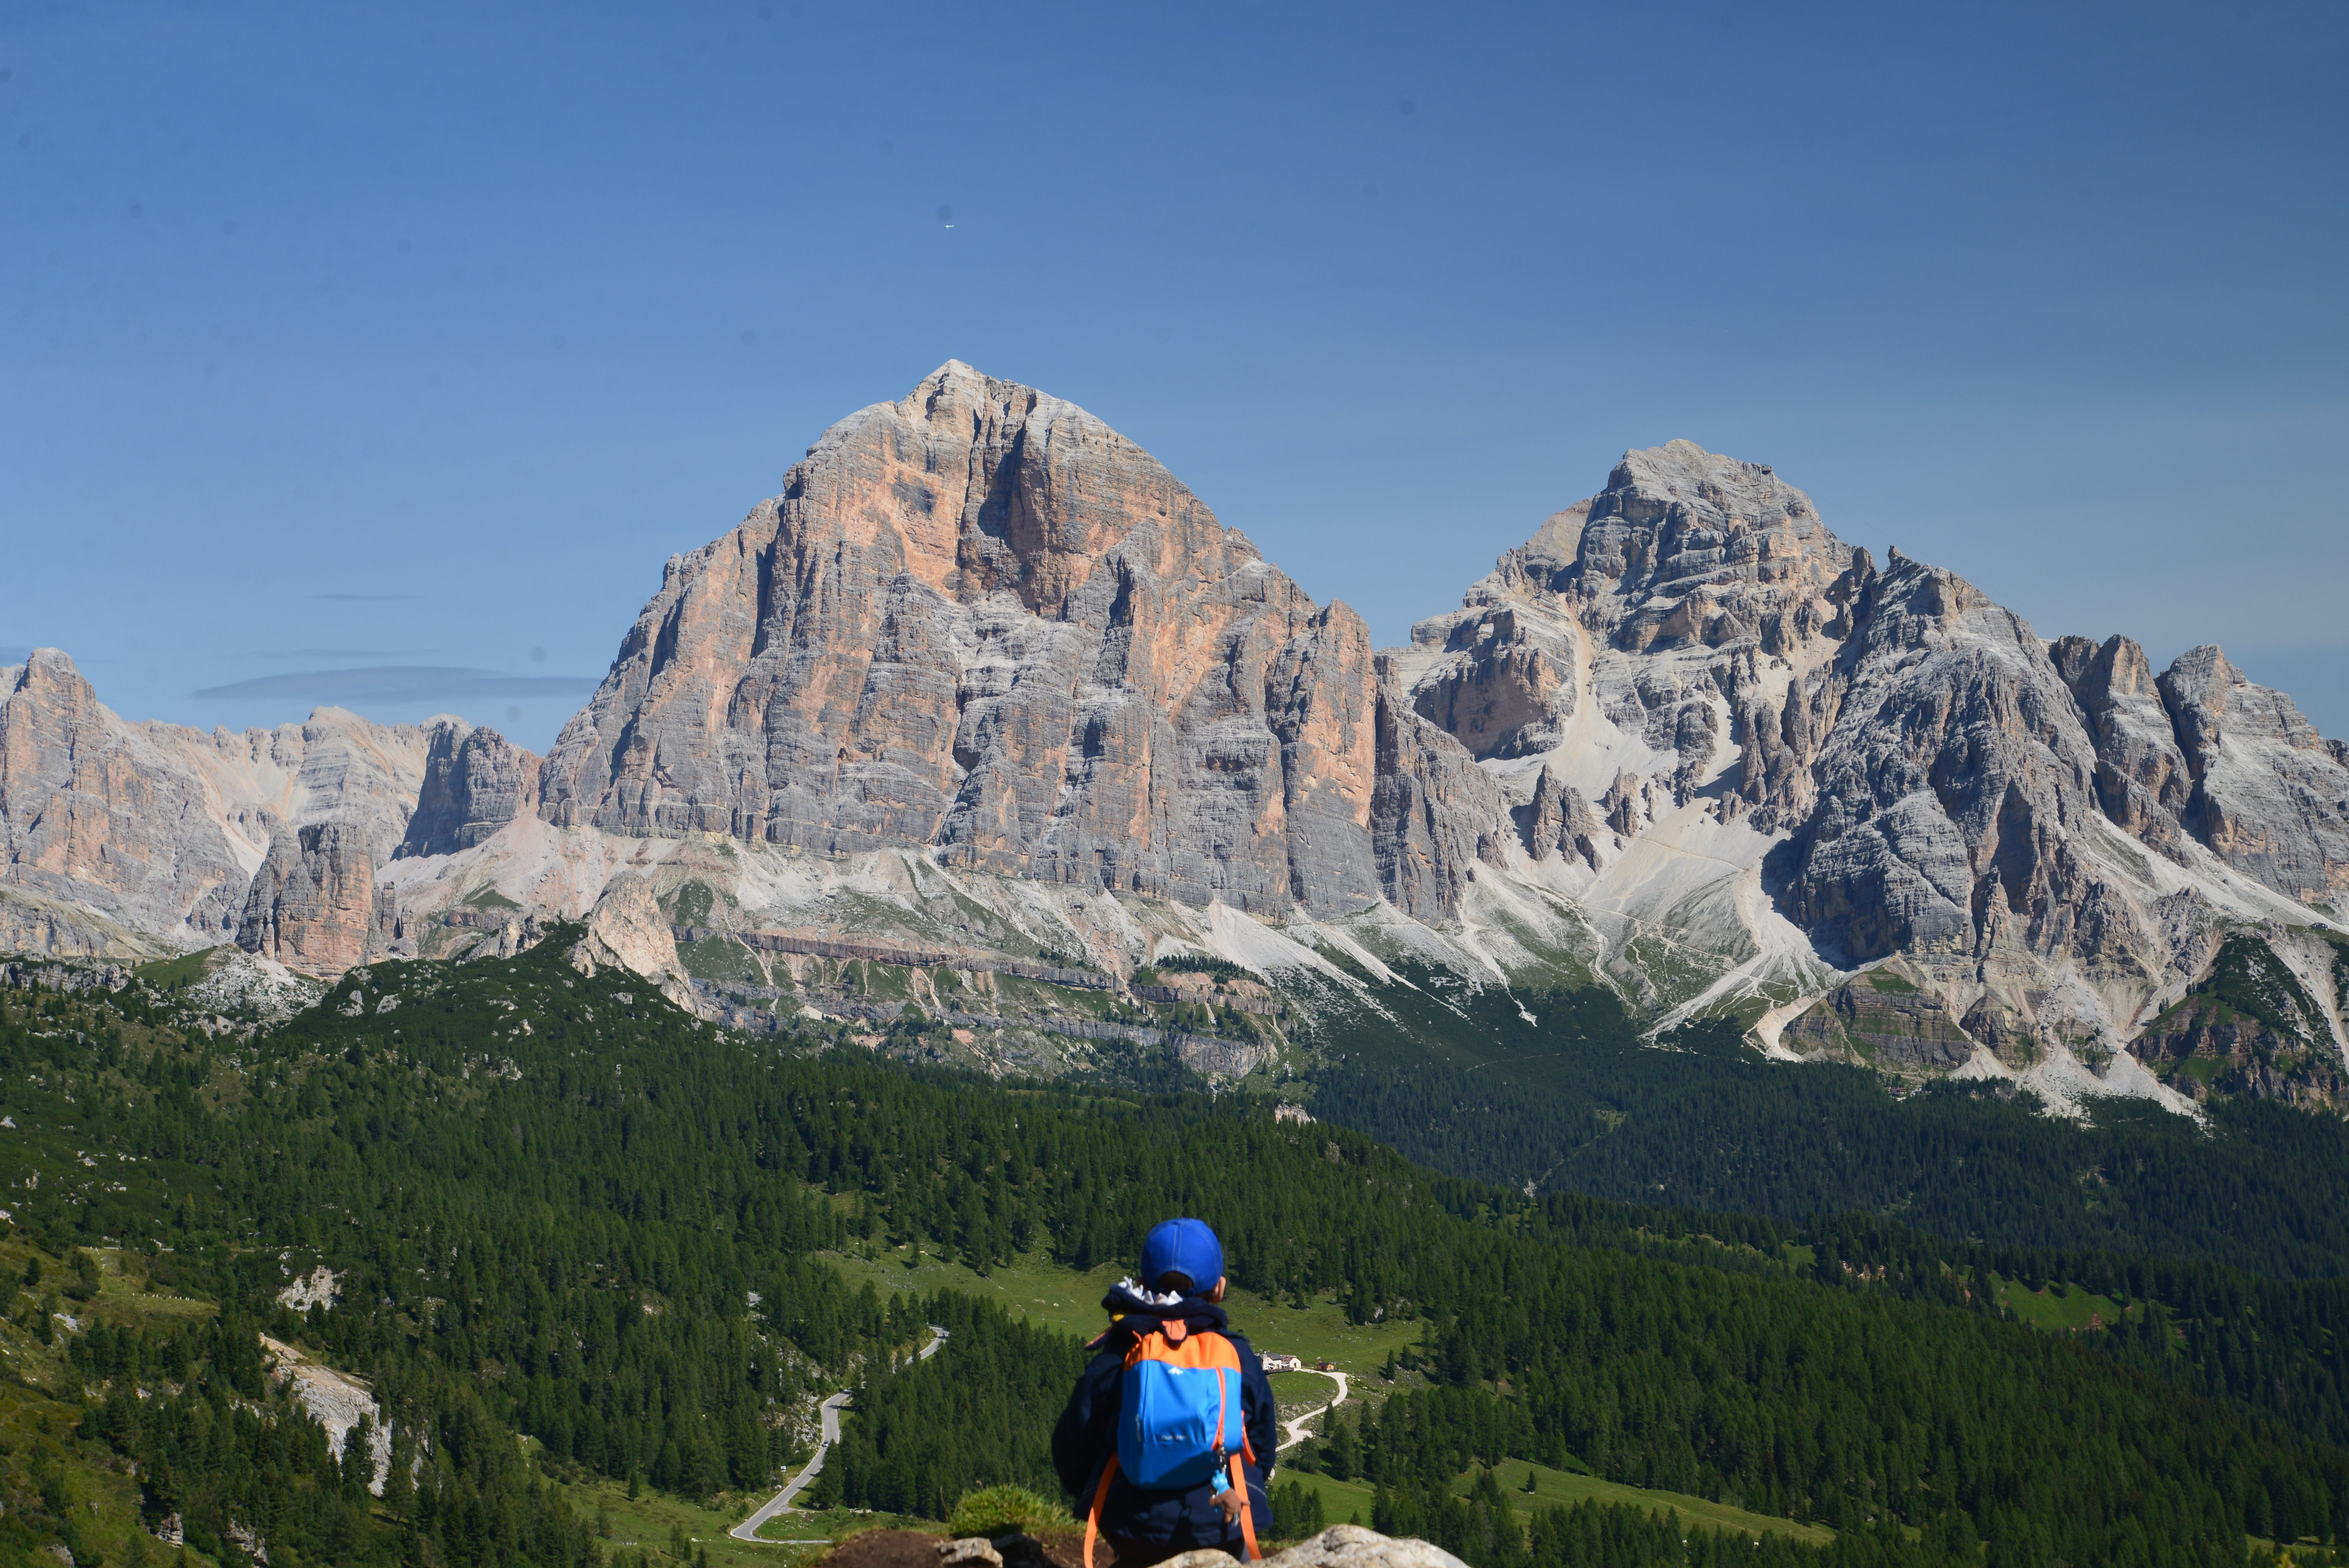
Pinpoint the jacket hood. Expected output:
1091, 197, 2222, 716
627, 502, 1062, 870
1092, 1278, 1230, 1348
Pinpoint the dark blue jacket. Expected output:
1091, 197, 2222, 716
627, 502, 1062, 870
1052, 1288, 1277, 1550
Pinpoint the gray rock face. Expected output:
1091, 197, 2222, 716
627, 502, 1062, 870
1409, 601, 1579, 761
2050, 634, 2194, 854
1160, 1525, 1467, 1568
1399, 442, 1855, 835
2042, 633, 2349, 920
2, 650, 253, 950
1759, 547, 2143, 978
1516, 761, 1602, 870
164, 704, 440, 870
397, 722, 541, 858
237, 821, 378, 976
1371, 658, 1514, 920
0, 648, 434, 961
2158, 646, 2349, 912
536, 362, 1476, 918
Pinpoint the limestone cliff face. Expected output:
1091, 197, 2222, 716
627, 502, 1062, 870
0, 648, 433, 963
156, 704, 440, 871
2050, 634, 2194, 855
2158, 646, 2349, 913
567, 877, 695, 1010
397, 722, 542, 859
1407, 439, 2349, 1072
237, 822, 377, 976
1371, 658, 1514, 919
1396, 442, 1855, 859
538, 362, 1459, 917
1758, 547, 2144, 983
1, 650, 252, 952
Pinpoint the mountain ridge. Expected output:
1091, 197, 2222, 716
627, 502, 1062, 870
6, 362, 2347, 1119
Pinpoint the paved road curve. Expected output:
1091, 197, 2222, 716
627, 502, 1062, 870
730, 1326, 949, 1543
1276, 1370, 1350, 1451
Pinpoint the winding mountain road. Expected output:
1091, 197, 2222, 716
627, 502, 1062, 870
730, 1326, 948, 1543
1276, 1370, 1350, 1451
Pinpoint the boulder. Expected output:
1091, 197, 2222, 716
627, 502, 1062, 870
1158, 1526, 1467, 1568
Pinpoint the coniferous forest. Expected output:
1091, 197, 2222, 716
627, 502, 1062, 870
7, 935, 2349, 1567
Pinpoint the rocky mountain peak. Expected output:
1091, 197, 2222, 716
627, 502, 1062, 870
1481, 440, 1850, 626
788, 359, 1244, 620
535, 363, 1486, 918
2155, 644, 2349, 909
1405, 441, 1855, 775
1583, 440, 1843, 596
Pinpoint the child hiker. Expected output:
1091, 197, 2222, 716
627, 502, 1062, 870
1053, 1218, 1277, 1568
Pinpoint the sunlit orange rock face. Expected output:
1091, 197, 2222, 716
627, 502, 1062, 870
537, 362, 1504, 918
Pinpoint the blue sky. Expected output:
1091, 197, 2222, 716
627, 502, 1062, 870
4, 1, 2344, 751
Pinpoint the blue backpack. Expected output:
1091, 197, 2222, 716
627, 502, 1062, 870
1082, 1319, 1260, 1565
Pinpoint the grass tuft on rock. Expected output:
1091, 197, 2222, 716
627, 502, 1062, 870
948, 1484, 1063, 1539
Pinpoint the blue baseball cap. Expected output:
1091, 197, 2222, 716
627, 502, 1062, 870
1141, 1218, 1224, 1292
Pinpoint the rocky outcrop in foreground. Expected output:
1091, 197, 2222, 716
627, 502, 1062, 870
1201, 1527, 1468, 1568
921, 1526, 1465, 1568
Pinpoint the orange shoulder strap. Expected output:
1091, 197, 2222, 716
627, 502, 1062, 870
1231, 1452, 1259, 1561
1083, 1455, 1119, 1568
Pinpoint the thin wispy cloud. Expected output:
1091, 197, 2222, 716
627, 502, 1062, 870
194, 666, 597, 704
312, 593, 414, 602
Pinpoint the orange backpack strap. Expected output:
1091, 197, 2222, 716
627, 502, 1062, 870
1230, 1452, 1259, 1561
1083, 1455, 1120, 1568
1199, 1338, 1257, 1561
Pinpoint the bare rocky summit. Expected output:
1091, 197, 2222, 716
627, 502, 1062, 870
2157, 645, 2349, 908
535, 362, 1482, 921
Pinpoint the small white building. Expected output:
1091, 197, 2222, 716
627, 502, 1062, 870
1261, 1353, 1304, 1372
